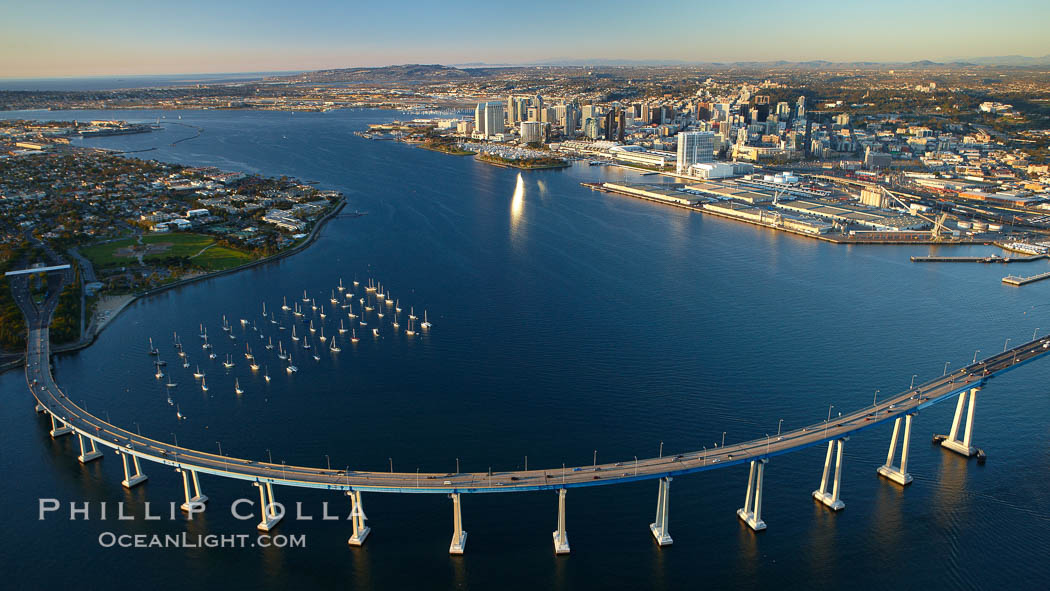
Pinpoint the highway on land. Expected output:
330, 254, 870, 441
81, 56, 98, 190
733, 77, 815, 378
18, 266, 1050, 494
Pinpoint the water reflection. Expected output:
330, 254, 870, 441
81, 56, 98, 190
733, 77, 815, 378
510, 173, 525, 240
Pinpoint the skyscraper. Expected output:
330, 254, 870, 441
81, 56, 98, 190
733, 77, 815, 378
676, 131, 715, 174
507, 95, 518, 124
520, 121, 542, 145
475, 101, 505, 137
796, 96, 806, 120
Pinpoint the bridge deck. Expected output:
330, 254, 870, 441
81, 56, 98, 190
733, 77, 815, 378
26, 321, 1050, 493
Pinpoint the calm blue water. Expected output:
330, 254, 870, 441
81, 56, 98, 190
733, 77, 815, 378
2, 108, 1050, 590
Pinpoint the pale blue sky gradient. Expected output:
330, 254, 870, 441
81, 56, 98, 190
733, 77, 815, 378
2, 0, 1048, 77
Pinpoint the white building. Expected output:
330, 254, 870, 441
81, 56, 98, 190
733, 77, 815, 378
676, 131, 715, 174
475, 101, 505, 138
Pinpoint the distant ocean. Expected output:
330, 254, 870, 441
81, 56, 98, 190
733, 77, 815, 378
0, 72, 301, 92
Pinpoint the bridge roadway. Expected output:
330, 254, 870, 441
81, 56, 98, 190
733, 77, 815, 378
24, 299, 1050, 494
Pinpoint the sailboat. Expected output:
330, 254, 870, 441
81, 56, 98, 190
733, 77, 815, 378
395, 299, 402, 313
366, 279, 376, 293
421, 310, 432, 329
193, 365, 205, 379
291, 325, 300, 341
392, 312, 400, 329
348, 303, 357, 319
319, 326, 327, 342
320, 305, 326, 319
309, 320, 316, 334
372, 328, 379, 337
250, 360, 260, 371
409, 307, 417, 321
406, 316, 416, 336
148, 337, 159, 355
167, 393, 173, 406
201, 377, 208, 392
264, 366, 271, 382
303, 337, 312, 350
277, 342, 288, 360
312, 349, 320, 361
294, 302, 303, 317
177, 404, 185, 420
240, 318, 248, 327
235, 379, 243, 395
338, 278, 346, 292
245, 343, 254, 360
154, 362, 164, 379
330, 290, 338, 304
222, 315, 231, 332
377, 306, 384, 319
270, 312, 278, 325
281, 297, 290, 311
330, 335, 341, 352
311, 298, 318, 312
199, 324, 207, 339
202, 334, 212, 349
386, 296, 394, 307
351, 329, 359, 343
223, 354, 234, 369
266, 337, 274, 350
166, 378, 177, 388
286, 356, 298, 373
302, 289, 310, 303
262, 301, 267, 318
339, 319, 348, 334
182, 359, 190, 368
353, 278, 360, 288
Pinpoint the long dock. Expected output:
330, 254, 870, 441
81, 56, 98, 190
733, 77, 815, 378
911, 254, 1047, 263
1002, 270, 1050, 286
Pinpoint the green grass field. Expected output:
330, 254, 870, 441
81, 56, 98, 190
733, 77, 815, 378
81, 233, 254, 270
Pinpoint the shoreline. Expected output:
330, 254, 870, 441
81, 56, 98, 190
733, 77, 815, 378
0, 197, 347, 373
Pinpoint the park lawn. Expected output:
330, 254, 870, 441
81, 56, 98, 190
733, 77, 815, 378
82, 232, 253, 270
191, 245, 255, 271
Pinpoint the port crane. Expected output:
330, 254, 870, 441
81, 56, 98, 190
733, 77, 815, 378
879, 186, 952, 242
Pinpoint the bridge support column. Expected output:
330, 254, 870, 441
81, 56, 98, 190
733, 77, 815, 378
77, 433, 102, 463
119, 451, 148, 488
254, 481, 283, 531
812, 438, 847, 511
737, 459, 767, 531
49, 414, 72, 438
552, 488, 570, 554
448, 493, 467, 555
347, 490, 371, 546
649, 477, 673, 546
35, 402, 45, 413
178, 468, 208, 512
878, 414, 914, 485
941, 388, 979, 457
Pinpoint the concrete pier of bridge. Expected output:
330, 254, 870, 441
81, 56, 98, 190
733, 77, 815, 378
254, 481, 282, 531
49, 414, 72, 438
178, 468, 208, 512
118, 450, 147, 488
812, 438, 847, 511
650, 477, 673, 546
878, 414, 914, 485
347, 490, 370, 546
449, 493, 467, 555
737, 459, 767, 531
552, 488, 570, 554
940, 387, 980, 457
77, 433, 102, 463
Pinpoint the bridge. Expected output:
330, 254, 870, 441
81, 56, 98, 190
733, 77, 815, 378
15, 263, 1050, 555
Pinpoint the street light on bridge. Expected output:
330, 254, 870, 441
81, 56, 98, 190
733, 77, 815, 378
911, 374, 918, 389
943, 361, 951, 376
777, 419, 784, 436
973, 350, 981, 364
1004, 338, 1011, 352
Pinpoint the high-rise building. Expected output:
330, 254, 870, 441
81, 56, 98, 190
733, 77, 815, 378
475, 101, 505, 137
520, 121, 543, 145
640, 103, 651, 124
617, 109, 625, 142
676, 131, 715, 173
584, 118, 600, 140
604, 111, 615, 140
776, 102, 790, 119
796, 96, 806, 120
507, 96, 518, 124
563, 104, 577, 137
755, 95, 770, 123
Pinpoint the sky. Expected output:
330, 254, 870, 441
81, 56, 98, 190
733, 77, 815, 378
2, 0, 1049, 78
